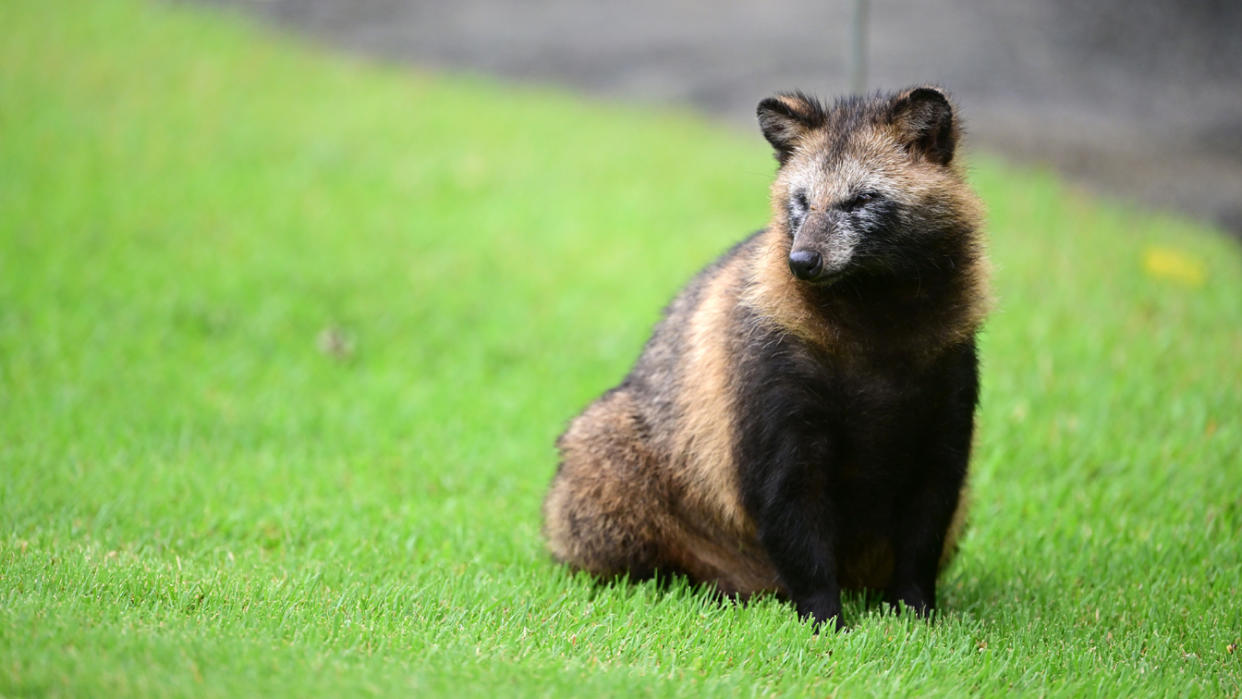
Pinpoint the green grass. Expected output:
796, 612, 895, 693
2, 1, 1240, 695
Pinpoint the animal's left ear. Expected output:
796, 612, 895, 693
889, 86, 958, 165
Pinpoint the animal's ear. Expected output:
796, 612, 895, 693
757, 92, 824, 164
889, 86, 958, 165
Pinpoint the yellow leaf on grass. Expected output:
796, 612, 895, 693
1142, 246, 1206, 287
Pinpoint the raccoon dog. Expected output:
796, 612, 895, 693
543, 86, 989, 629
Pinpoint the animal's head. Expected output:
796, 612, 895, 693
757, 87, 978, 285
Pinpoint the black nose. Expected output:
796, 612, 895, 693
788, 249, 823, 280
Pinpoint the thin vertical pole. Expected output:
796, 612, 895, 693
850, 0, 869, 94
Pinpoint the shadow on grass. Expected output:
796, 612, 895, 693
565, 562, 1023, 630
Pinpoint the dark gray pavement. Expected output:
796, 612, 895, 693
196, 0, 1242, 235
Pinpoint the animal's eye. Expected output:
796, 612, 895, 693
791, 190, 809, 213
842, 191, 879, 211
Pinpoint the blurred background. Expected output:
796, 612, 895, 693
196, 0, 1242, 236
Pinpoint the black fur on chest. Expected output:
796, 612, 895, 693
730, 307, 979, 618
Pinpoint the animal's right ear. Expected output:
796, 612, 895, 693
757, 92, 823, 164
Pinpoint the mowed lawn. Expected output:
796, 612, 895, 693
2, 1, 1240, 695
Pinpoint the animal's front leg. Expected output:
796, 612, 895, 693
884, 436, 973, 617
887, 351, 978, 617
885, 483, 956, 617
734, 345, 847, 630
889, 414, 973, 618
747, 456, 844, 630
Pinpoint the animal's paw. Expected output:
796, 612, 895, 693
886, 584, 934, 618
796, 591, 845, 632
